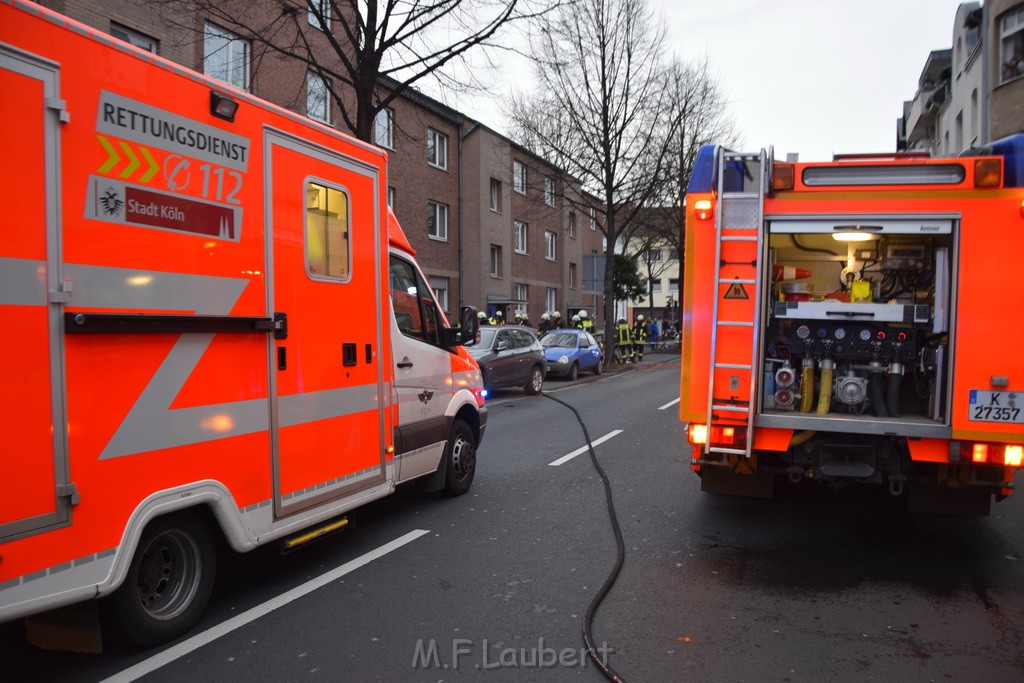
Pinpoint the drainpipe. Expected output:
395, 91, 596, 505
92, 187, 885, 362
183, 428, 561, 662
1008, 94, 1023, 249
458, 122, 481, 309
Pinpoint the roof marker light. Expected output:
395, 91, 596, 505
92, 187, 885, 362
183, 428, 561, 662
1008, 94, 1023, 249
974, 158, 1002, 188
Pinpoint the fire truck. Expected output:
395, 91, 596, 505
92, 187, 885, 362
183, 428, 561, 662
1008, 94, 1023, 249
680, 135, 1024, 515
0, 0, 486, 645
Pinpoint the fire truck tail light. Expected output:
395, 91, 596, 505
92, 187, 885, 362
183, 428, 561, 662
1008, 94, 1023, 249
694, 199, 714, 221
956, 442, 1024, 467
973, 158, 1002, 188
772, 163, 795, 191
687, 423, 747, 447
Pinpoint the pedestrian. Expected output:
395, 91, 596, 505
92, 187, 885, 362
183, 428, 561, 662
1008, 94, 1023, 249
615, 318, 632, 363
649, 317, 659, 345
632, 314, 648, 362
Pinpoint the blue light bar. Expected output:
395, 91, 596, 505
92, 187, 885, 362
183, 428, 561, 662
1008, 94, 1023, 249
989, 133, 1024, 188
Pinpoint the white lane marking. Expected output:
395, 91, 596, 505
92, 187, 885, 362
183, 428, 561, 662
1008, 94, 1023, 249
103, 529, 431, 683
549, 429, 623, 467
658, 397, 681, 411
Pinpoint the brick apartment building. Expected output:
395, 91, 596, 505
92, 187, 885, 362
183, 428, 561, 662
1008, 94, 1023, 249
36, 0, 606, 326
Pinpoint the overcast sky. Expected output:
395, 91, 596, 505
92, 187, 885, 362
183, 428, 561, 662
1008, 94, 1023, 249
444, 0, 968, 163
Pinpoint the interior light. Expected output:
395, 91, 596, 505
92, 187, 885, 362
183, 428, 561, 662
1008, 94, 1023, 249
832, 225, 882, 242
210, 91, 239, 122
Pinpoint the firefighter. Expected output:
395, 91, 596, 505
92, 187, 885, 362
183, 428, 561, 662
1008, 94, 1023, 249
551, 311, 563, 329
494, 310, 505, 325
571, 314, 582, 329
631, 314, 648, 362
518, 311, 533, 327
615, 318, 632, 363
579, 310, 594, 333
538, 312, 553, 335
478, 311, 488, 325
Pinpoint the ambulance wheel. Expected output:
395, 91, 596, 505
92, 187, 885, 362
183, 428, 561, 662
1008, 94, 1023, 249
442, 420, 476, 496
524, 365, 544, 395
567, 362, 579, 381
107, 510, 216, 646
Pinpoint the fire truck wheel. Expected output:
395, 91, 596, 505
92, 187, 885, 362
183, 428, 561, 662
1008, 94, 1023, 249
524, 365, 544, 395
107, 510, 216, 646
442, 420, 476, 496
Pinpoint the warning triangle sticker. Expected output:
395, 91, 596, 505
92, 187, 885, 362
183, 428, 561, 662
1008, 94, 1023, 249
724, 282, 749, 299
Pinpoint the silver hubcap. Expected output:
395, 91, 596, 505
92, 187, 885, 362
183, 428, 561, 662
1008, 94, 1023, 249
135, 529, 202, 621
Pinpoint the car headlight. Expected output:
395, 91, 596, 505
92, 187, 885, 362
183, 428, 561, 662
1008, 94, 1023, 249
557, 355, 569, 364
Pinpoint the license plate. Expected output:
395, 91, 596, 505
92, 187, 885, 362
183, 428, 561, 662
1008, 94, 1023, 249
968, 390, 1024, 423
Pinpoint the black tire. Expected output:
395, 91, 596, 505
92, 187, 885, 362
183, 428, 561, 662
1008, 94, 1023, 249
593, 359, 603, 375
567, 362, 579, 381
524, 365, 544, 395
105, 510, 216, 646
442, 420, 476, 496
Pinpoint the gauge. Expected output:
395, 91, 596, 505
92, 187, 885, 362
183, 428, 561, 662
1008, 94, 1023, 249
859, 329, 871, 341
834, 327, 847, 340
795, 325, 811, 339
817, 327, 828, 339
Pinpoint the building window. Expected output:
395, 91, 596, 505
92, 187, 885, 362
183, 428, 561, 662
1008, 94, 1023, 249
545, 231, 556, 261
429, 276, 449, 311
308, 0, 331, 30
514, 221, 528, 254
375, 108, 394, 149
387, 186, 395, 208
305, 181, 349, 279
427, 129, 448, 170
306, 72, 330, 123
544, 177, 555, 206
568, 212, 577, 238
203, 23, 249, 90
111, 23, 157, 52
648, 278, 662, 293
669, 278, 679, 293
644, 249, 662, 263
1000, 6, 1024, 83
489, 178, 502, 212
515, 284, 529, 310
428, 201, 448, 241
513, 160, 527, 194
490, 245, 502, 277
668, 248, 680, 260
589, 206, 597, 230
546, 288, 557, 314
569, 262, 577, 289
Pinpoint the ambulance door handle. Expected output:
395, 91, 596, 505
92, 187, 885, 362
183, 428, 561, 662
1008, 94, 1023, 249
277, 346, 287, 370
397, 357, 414, 369
365, 343, 373, 364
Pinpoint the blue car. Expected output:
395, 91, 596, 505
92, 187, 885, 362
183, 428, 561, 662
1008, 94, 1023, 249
541, 329, 603, 380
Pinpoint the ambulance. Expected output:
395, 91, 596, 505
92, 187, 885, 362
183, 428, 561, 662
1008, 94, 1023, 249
0, 0, 486, 645
680, 134, 1024, 515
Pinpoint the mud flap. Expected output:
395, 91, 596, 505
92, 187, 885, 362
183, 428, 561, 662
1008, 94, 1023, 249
700, 466, 774, 499
25, 600, 103, 653
907, 478, 991, 516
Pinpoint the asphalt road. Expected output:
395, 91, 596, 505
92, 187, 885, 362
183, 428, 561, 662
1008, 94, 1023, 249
2, 355, 1024, 682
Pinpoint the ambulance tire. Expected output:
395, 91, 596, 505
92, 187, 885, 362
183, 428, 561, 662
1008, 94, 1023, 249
442, 420, 476, 496
524, 365, 544, 395
106, 510, 216, 646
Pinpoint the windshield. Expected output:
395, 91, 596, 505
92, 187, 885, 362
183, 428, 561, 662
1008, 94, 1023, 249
541, 332, 577, 348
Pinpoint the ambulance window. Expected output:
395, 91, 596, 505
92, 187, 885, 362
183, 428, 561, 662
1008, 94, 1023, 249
305, 182, 350, 279
389, 255, 441, 346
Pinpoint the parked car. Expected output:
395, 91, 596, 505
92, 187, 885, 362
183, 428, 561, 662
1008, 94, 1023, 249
468, 325, 547, 395
541, 329, 603, 380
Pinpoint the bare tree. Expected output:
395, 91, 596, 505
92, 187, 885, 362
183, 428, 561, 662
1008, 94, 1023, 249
156, 0, 552, 142
507, 0, 683, 363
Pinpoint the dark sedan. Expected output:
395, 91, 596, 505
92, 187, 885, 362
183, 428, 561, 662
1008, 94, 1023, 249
467, 325, 548, 395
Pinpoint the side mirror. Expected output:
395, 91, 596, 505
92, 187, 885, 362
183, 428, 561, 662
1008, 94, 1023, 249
496, 341, 509, 352
441, 306, 479, 348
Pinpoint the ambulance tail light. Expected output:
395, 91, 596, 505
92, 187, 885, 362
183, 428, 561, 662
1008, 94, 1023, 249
693, 199, 714, 221
772, 163, 795, 191
973, 158, 1002, 188
687, 423, 747, 448
955, 442, 1024, 467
